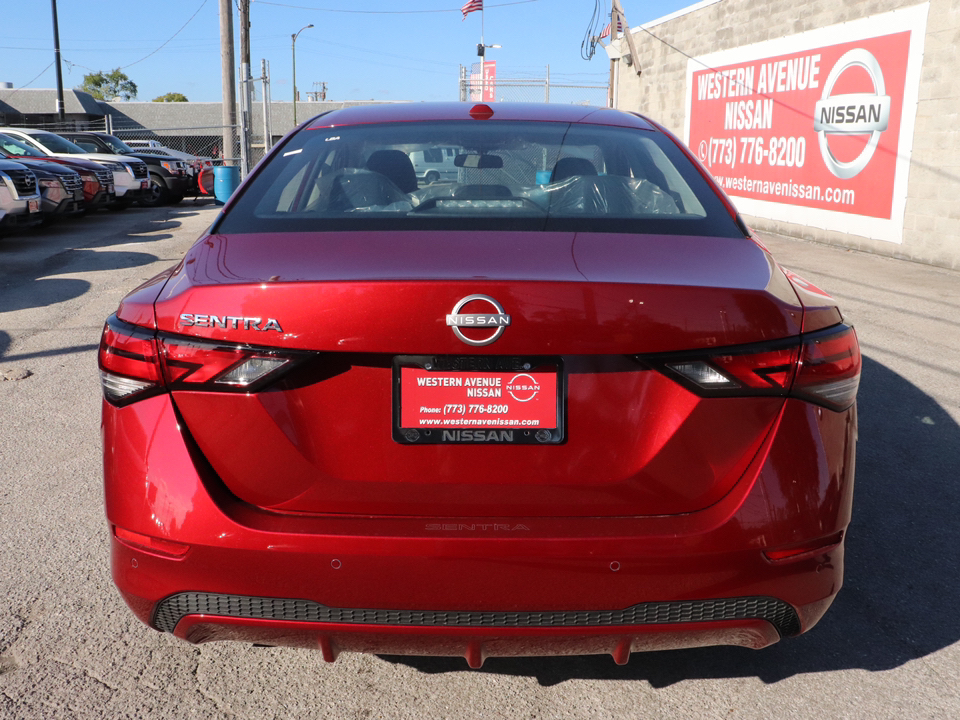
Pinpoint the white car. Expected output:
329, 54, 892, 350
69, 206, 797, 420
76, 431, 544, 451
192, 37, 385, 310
0, 128, 149, 208
122, 140, 211, 175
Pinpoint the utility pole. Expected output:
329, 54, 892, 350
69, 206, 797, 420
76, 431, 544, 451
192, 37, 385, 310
237, 0, 253, 175
261, 59, 273, 153
50, 0, 65, 124
612, 0, 642, 77
219, 0, 236, 165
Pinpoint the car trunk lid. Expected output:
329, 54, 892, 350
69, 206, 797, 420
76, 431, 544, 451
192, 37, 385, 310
152, 230, 802, 518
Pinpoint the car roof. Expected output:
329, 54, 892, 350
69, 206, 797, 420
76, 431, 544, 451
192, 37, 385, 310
304, 102, 655, 132
2, 127, 47, 136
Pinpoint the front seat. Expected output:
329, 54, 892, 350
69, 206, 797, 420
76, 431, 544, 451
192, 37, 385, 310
366, 150, 418, 194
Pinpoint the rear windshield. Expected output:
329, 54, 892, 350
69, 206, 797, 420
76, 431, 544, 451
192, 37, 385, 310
215, 120, 742, 237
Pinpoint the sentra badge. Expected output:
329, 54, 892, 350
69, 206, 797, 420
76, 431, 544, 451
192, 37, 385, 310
813, 48, 891, 179
179, 313, 283, 332
445, 295, 511, 346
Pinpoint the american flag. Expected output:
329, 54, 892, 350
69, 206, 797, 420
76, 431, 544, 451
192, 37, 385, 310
599, 16, 624, 39
462, 0, 482, 20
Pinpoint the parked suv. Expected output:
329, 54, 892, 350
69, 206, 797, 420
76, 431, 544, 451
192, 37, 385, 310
0, 133, 115, 212
0, 128, 148, 209
0, 158, 42, 231
0, 148, 84, 220
60, 132, 190, 207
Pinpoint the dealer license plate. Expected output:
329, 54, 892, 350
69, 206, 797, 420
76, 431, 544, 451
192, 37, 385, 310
28, 199, 40, 213
393, 356, 564, 444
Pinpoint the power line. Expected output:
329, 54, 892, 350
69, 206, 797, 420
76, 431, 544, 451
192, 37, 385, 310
0, 61, 54, 101
119, 0, 209, 70
255, 0, 537, 13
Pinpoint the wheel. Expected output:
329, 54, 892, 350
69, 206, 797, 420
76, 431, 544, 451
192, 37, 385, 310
168, 193, 184, 205
425, 171, 440, 184
138, 174, 169, 207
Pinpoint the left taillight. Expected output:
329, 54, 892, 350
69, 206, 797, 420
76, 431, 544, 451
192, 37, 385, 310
98, 315, 163, 405
99, 315, 310, 406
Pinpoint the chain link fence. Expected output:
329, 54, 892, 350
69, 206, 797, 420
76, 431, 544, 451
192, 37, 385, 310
459, 64, 609, 107
2, 115, 243, 169
107, 121, 241, 166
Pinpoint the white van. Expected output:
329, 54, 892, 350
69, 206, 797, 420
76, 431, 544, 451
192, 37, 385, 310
409, 147, 459, 184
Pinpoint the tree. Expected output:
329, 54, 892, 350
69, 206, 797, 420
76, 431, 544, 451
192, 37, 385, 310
153, 92, 189, 103
78, 69, 138, 101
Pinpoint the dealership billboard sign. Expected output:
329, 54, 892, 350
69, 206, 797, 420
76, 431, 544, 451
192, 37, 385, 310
685, 4, 928, 244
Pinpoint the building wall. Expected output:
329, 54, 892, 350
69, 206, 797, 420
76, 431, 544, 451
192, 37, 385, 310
615, 0, 960, 269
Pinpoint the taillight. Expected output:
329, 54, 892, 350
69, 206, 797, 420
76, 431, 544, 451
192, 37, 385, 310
160, 337, 297, 391
640, 324, 861, 411
98, 316, 162, 405
792, 325, 861, 411
664, 344, 799, 395
99, 315, 308, 406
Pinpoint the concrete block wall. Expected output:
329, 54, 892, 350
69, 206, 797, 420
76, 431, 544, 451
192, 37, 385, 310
616, 0, 960, 269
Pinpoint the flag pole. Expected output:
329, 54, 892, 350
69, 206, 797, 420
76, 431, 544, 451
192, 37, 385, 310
480, 7, 485, 102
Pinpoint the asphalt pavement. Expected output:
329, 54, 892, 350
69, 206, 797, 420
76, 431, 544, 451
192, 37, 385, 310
0, 205, 958, 719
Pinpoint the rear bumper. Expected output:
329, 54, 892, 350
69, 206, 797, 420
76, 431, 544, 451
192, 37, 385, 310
104, 394, 856, 663
167, 611, 791, 666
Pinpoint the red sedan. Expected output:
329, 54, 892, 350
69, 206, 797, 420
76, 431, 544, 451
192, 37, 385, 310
99, 102, 860, 667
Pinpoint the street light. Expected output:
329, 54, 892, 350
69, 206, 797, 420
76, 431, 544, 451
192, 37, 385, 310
292, 23, 314, 126
477, 43, 500, 102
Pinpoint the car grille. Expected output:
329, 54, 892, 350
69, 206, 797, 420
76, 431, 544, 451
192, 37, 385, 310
94, 168, 113, 188
3, 167, 38, 198
153, 592, 802, 637
129, 161, 148, 179
61, 173, 83, 192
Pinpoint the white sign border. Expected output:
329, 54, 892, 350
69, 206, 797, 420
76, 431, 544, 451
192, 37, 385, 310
684, 3, 930, 245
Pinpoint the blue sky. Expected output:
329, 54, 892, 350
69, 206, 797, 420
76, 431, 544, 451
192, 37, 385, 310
0, 1, 693, 103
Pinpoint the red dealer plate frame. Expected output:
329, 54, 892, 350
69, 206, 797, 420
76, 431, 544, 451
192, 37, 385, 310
393, 355, 565, 444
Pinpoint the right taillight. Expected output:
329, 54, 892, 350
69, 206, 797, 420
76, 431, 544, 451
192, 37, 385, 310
791, 324, 861, 411
640, 324, 861, 412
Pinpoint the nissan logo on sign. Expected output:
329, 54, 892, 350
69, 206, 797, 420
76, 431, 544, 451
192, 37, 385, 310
813, 48, 891, 179
445, 294, 511, 346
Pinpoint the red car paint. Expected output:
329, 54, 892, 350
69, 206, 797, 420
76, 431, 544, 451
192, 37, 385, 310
100, 102, 859, 666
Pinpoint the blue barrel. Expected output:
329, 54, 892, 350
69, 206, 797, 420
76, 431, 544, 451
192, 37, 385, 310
213, 165, 241, 204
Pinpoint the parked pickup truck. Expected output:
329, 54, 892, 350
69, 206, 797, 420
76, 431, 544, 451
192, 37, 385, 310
60, 132, 190, 206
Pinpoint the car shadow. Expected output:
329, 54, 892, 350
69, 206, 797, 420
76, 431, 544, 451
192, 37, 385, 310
0, 248, 160, 317
381, 355, 960, 685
